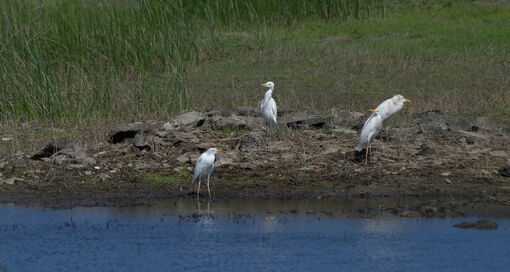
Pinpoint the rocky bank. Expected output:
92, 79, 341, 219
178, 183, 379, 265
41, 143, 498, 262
1, 107, 510, 214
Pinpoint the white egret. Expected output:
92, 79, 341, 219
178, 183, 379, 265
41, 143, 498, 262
260, 81, 278, 130
367, 94, 412, 141
192, 148, 224, 198
355, 95, 412, 162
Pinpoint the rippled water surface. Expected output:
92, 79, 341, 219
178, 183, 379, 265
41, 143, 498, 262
1, 199, 510, 272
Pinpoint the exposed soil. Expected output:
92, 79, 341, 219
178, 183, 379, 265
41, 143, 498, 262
1, 108, 509, 215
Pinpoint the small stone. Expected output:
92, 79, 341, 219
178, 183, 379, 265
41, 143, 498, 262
1, 137, 13, 141
285, 111, 332, 129
416, 144, 435, 156
98, 174, 111, 181
472, 117, 497, 131
399, 210, 418, 217
237, 133, 263, 152
447, 117, 473, 131
84, 171, 93, 175
331, 128, 358, 135
419, 206, 438, 216
1, 177, 23, 185
163, 111, 205, 131
488, 150, 507, 157
133, 132, 151, 151
480, 169, 491, 176
453, 220, 497, 230
444, 178, 452, 184
441, 172, 451, 177
176, 154, 191, 164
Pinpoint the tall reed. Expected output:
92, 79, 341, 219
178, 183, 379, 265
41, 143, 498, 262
0, 0, 384, 122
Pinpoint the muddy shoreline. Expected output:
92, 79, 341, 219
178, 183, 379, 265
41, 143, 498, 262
1, 108, 509, 215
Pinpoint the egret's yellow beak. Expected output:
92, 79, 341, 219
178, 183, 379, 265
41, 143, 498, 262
368, 109, 379, 112
214, 149, 225, 153
261, 83, 267, 87
403, 98, 412, 103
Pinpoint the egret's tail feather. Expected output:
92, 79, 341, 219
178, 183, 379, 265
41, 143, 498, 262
355, 144, 364, 152
191, 173, 198, 185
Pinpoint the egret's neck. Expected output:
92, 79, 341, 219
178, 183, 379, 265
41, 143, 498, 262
263, 88, 273, 102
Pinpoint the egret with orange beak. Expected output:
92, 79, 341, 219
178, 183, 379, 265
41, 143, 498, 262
356, 95, 412, 162
260, 81, 278, 130
192, 148, 224, 198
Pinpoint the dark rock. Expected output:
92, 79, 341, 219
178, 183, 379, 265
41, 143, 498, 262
109, 122, 150, 144
205, 109, 234, 117
237, 133, 263, 152
472, 116, 496, 132
414, 110, 448, 135
31, 137, 86, 160
416, 144, 435, 156
330, 110, 365, 130
210, 115, 250, 131
453, 220, 497, 230
133, 132, 151, 151
163, 111, 205, 131
53, 152, 96, 167
419, 206, 438, 216
399, 210, 418, 217
277, 106, 293, 117
286, 112, 332, 129
215, 152, 236, 167
168, 131, 199, 146
499, 165, 510, 177
235, 106, 259, 116
345, 150, 368, 163
447, 117, 473, 131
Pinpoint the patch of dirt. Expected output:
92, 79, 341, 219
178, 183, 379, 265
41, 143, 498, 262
1, 108, 510, 215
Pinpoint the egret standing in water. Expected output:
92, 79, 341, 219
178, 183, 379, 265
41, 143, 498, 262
192, 148, 224, 198
260, 81, 278, 130
356, 95, 411, 162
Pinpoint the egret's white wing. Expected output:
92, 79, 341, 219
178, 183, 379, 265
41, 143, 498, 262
268, 98, 277, 125
192, 154, 214, 184
192, 156, 205, 184
356, 113, 383, 151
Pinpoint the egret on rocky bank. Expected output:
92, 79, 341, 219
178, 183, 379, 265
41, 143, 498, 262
368, 94, 412, 120
260, 81, 278, 130
356, 95, 412, 161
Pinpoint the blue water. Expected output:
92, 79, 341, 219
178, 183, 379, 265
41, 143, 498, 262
0, 199, 509, 272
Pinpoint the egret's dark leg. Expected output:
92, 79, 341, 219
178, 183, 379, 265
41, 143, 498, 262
365, 145, 369, 164
207, 175, 212, 198
197, 178, 201, 199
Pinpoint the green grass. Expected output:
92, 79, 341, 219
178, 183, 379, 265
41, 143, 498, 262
1, 0, 509, 125
145, 172, 189, 184
188, 1, 510, 123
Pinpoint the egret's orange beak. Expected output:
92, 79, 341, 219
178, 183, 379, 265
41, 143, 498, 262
215, 149, 225, 153
261, 83, 267, 87
404, 98, 412, 103
368, 109, 379, 112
